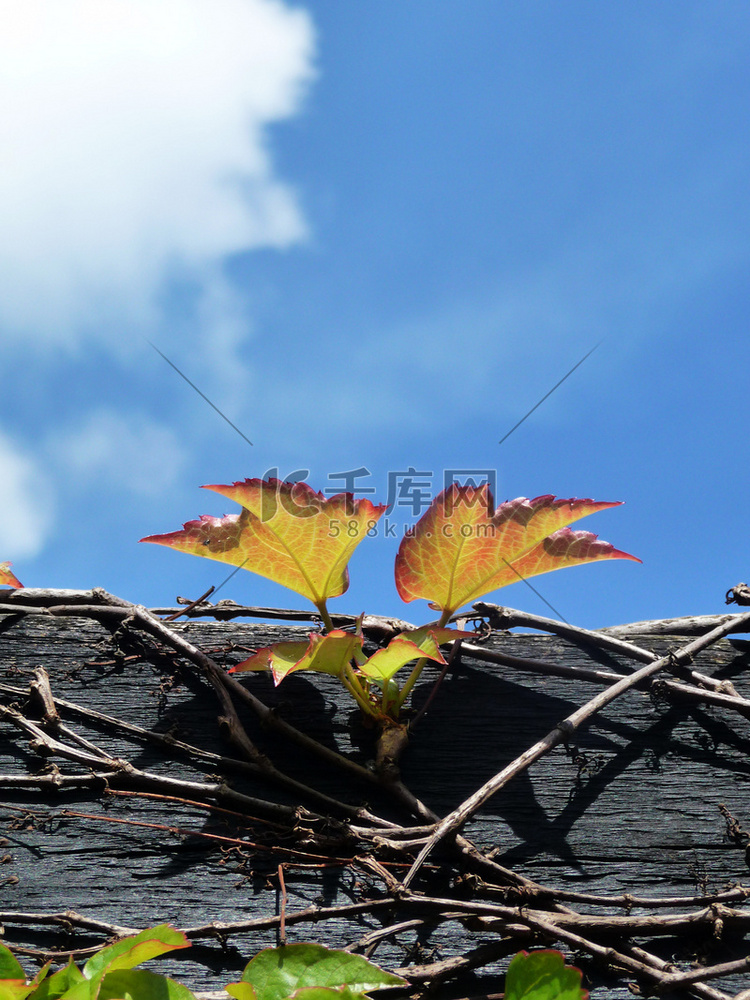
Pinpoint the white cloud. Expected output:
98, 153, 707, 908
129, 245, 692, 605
51, 410, 189, 497
0, 429, 53, 558
0, 0, 315, 345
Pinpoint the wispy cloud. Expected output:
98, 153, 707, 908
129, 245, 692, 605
49, 410, 189, 497
0, 429, 53, 558
0, 0, 315, 350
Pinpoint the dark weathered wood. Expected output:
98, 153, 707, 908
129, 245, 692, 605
1, 611, 749, 998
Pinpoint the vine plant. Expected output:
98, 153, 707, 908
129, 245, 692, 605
140, 477, 638, 753
0, 925, 587, 1000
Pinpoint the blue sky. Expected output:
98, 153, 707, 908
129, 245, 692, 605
2, 1, 749, 630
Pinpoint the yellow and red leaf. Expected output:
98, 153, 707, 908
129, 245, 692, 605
357, 626, 470, 684
0, 562, 22, 588
141, 478, 386, 607
395, 486, 639, 615
232, 625, 471, 690
231, 629, 364, 685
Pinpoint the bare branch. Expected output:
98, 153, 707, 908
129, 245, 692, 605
402, 609, 750, 887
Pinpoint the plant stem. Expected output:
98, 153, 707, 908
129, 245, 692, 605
341, 664, 377, 717
315, 600, 335, 632
379, 679, 399, 718
395, 609, 452, 712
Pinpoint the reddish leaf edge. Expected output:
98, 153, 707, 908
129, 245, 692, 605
201, 476, 387, 516
395, 488, 641, 613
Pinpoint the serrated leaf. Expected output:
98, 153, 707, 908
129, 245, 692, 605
27, 961, 81, 1000
505, 950, 588, 1000
82, 925, 190, 981
232, 626, 472, 689
141, 479, 385, 608
232, 631, 364, 685
230, 640, 311, 678
395, 487, 639, 615
238, 944, 405, 1000
0, 563, 22, 588
97, 969, 198, 1000
357, 626, 470, 684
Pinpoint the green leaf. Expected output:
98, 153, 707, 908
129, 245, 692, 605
47, 983, 93, 1000
83, 926, 190, 981
98, 970, 198, 1000
0, 981, 36, 1000
505, 950, 588, 1000
238, 944, 405, 1000
232, 631, 365, 685
0, 945, 41, 1000
27, 961, 83, 1000
225, 984, 258, 1000
357, 626, 469, 685
0, 943, 26, 982
0, 984, 34, 1000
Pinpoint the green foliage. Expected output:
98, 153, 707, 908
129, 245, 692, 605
505, 950, 588, 1000
81, 924, 190, 980
0, 935, 588, 1000
229, 943, 406, 1000
96, 969, 198, 1000
0, 934, 404, 1000
22, 961, 83, 1000
0, 926, 193, 1000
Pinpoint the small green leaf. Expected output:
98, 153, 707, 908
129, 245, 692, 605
239, 944, 405, 1000
232, 631, 364, 685
505, 950, 588, 1000
357, 626, 469, 685
98, 969, 198, 1000
83, 925, 190, 981
230, 639, 312, 678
